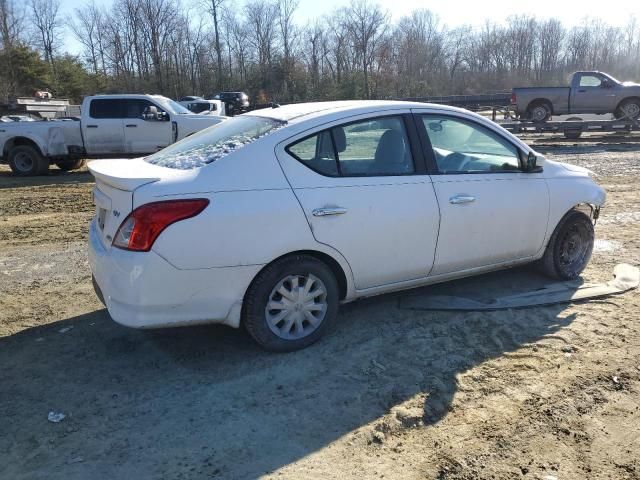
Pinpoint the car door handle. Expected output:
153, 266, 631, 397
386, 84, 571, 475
312, 207, 347, 217
449, 195, 475, 205
86, 125, 98, 128
126, 124, 137, 128
577, 89, 587, 93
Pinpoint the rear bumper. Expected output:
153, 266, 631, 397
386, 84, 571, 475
88, 220, 263, 329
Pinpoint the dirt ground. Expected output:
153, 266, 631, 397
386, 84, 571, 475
1, 134, 639, 480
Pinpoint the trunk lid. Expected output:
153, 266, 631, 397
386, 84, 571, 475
88, 158, 182, 249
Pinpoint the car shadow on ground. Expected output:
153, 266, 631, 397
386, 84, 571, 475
0, 267, 582, 479
0, 167, 93, 189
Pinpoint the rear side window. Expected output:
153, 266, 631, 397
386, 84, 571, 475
145, 115, 285, 170
286, 116, 414, 177
89, 99, 124, 119
287, 130, 338, 176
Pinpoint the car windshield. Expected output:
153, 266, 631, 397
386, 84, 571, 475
156, 97, 192, 115
145, 115, 285, 170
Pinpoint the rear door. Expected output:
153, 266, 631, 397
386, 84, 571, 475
123, 99, 172, 154
415, 110, 549, 275
84, 99, 125, 155
276, 112, 440, 290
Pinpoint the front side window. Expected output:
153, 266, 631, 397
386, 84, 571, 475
422, 115, 521, 174
124, 99, 167, 119
286, 116, 414, 177
145, 115, 285, 170
579, 75, 602, 87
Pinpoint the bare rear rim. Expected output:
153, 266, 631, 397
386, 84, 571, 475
530, 104, 550, 122
13, 151, 35, 172
265, 274, 328, 340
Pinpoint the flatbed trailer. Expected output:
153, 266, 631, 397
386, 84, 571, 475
403, 93, 511, 114
500, 118, 640, 139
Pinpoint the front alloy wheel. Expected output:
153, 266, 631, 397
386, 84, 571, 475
616, 100, 640, 120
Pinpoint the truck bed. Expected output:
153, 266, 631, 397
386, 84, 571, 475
512, 87, 570, 116
0, 119, 83, 159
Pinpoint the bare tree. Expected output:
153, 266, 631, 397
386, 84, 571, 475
0, 0, 24, 48
342, 0, 389, 98
71, 1, 108, 75
205, 0, 224, 88
29, 0, 61, 67
277, 0, 298, 96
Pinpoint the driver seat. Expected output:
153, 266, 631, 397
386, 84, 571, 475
371, 129, 409, 175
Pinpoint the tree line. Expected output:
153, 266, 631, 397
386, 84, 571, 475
1, 0, 640, 104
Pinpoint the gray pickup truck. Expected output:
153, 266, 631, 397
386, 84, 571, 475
511, 71, 640, 122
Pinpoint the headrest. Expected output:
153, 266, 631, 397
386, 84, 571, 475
375, 129, 405, 162
332, 127, 347, 153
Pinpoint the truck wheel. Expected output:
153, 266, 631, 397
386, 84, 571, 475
56, 159, 86, 171
537, 210, 594, 280
8, 145, 49, 176
564, 117, 583, 139
615, 99, 640, 120
527, 102, 552, 122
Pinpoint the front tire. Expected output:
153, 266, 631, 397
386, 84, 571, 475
242, 255, 340, 352
538, 210, 594, 280
615, 99, 640, 120
8, 145, 49, 176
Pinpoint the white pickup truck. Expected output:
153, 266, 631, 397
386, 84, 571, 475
0, 94, 226, 175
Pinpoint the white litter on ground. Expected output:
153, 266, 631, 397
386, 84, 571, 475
47, 411, 66, 423
593, 239, 622, 253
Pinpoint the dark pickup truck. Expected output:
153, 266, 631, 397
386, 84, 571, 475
512, 71, 640, 122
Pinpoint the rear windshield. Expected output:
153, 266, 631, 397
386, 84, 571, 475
145, 116, 285, 170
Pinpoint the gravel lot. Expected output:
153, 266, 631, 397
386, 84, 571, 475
1, 134, 639, 479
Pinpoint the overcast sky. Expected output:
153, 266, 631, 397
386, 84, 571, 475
60, 0, 639, 55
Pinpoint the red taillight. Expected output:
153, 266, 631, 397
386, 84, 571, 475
113, 199, 209, 252
510, 92, 517, 104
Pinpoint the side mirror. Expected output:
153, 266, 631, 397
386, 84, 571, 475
428, 122, 443, 132
601, 80, 613, 89
525, 151, 544, 172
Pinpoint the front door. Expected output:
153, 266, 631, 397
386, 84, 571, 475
572, 73, 618, 114
416, 112, 549, 276
276, 113, 440, 290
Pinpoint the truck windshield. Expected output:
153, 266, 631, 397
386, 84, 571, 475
144, 116, 285, 170
602, 73, 620, 84
156, 97, 193, 115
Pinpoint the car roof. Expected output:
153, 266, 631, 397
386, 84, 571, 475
244, 100, 464, 123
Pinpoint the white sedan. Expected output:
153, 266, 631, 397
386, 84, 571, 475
88, 101, 606, 351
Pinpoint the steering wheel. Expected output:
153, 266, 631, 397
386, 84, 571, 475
441, 152, 469, 173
